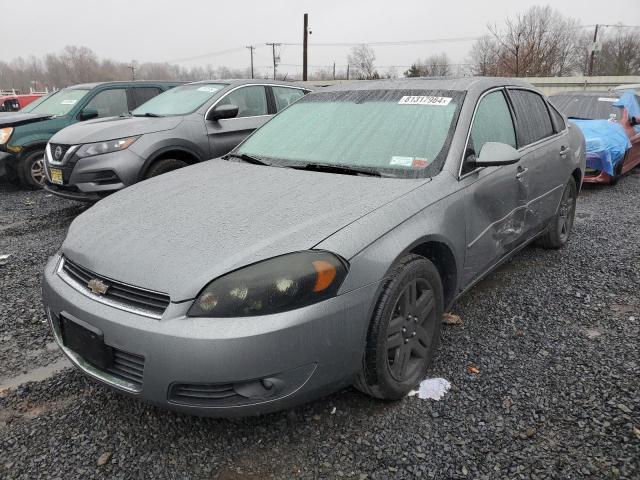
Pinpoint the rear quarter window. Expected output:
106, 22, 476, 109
509, 89, 554, 146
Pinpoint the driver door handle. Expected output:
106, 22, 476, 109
516, 166, 528, 179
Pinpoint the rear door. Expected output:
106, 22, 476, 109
507, 88, 569, 237
205, 85, 270, 158
461, 88, 526, 285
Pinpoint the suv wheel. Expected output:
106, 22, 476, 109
144, 158, 187, 179
355, 254, 443, 400
18, 150, 46, 189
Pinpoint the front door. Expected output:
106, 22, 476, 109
206, 85, 271, 159
461, 89, 527, 285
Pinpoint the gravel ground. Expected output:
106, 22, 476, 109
0, 172, 639, 479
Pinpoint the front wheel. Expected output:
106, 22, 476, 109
355, 254, 443, 400
538, 177, 577, 249
144, 158, 187, 179
18, 150, 46, 189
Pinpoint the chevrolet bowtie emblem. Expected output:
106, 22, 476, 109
87, 278, 109, 295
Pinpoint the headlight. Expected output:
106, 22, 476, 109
0, 127, 13, 145
76, 136, 139, 158
188, 251, 348, 318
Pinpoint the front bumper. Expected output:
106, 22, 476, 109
44, 147, 146, 200
42, 254, 378, 416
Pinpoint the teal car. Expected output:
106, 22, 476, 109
0, 81, 180, 188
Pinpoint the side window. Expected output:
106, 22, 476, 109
217, 86, 267, 118
509, 89, 554, 146
132, 87, 162, 108
549, 104, 566, 133
84, 88, 128, 118
463, 90, 516, 174
272, 87, 305, 111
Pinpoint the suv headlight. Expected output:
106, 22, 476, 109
76, 136, 139, 158
0, 127, 13, 145
188, 251, 348, 318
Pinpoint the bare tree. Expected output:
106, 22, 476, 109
469, 6, 584, 77
404, 53, 452, 77
591, 27, 640, 75
347, 44, 378, 80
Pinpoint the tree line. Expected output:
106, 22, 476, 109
1, 6, 639, 92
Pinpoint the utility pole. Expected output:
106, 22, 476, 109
129, 63, 136, 81
302, 13, 309, 81
346, 64, 350, 80
266, 43, 281, 80
332, 62, 336, 80
588, 24, 599, 76
246, 46, 255, 79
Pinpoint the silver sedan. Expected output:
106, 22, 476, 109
42, 77, 585, 416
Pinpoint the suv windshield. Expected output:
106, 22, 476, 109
132, 83, 226, 116
27, 88, 89, 116
237, 89, 464, 177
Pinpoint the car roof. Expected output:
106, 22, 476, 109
315, 77, 536, 95
67, 80, 185, 90
187, 79, 313, 89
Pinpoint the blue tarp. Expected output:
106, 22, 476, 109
612, 90, 640, 134
572, 119, 631, 176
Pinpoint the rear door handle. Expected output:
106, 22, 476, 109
516, 166, 528, 179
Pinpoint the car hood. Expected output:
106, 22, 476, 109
50, 116, 183, 144
0, 112, 53, 127
62, 159, 428, 301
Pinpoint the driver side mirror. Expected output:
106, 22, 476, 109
207, 104, 239, 121
79, 107, 99, 121
474, 142, 521, 167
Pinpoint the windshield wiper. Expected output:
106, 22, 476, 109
291, 163, 381, 177
224, 152, 270, 166
132, 112, 164, 117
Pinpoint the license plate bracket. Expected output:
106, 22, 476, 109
60, 315, 113, 370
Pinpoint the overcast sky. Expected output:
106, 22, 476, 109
3, 0, 639, 77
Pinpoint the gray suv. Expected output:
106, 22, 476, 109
44, 80, 311, 201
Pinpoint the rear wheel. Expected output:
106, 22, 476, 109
144, 158, 187, 179
538, 177, 577, 249
18, 149, 46, 189
355, 254, 443, 400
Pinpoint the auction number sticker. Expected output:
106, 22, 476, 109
398, 96, 452, 106
197, 86, 221, 93
597, 97, 619, 102
60, 99, 77, 105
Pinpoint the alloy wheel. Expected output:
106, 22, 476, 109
30, 156, 46, 185
386, 278, 437, 382
558, 184, 576, 242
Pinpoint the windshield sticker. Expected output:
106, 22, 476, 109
197, 86, 221, 93
598, 97, 619, 102
398, 96, 452, 106
60, 99, 77, 105
390, 156, 414, 167
412, 158, 430, 168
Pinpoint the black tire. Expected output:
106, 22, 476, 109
610, 161, 623, 185
355, 254, 444, 400
18, 149, 46, 189
4, 161, 21, 186
144, 158, 187, 179
538, 176, 577, 249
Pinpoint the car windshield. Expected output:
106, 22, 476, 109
132, 83, 227, 116
26, 88, 89, 116
237, 89, 464, 177
550, 94, 623, 120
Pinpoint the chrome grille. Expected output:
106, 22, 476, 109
59, 257, 170, 318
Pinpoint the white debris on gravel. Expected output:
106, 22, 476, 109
0, 254, 11, 265
408, 378, 451, 400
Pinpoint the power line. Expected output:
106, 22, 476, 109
282, 35, 482, 47
167, 46, 252, 64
